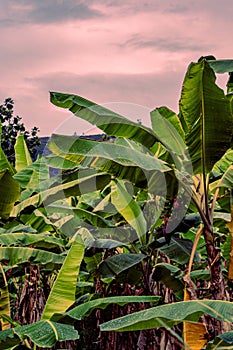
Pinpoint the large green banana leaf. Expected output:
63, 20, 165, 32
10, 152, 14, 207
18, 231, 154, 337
0, 247, 64, 267
14, 134, 32, 172
48, 134, 170, 187
100, 300, 233, 332
111, 180, 147, 244
0, 170, 20, 219
212, 149, 233, 174
206, 331, 233, 349
11, 171, 111, 216
0, 320, 79, 348
150, 106, 186, 159
179, 60, 232, 174
75, 227, 125, 249
157, 236, 198, 265
62, 295, 160, 321
0, 232, 65, 249
208, 59, 233, 74
19, 208, 55, 232
0, 148, 15, 175
14, 155, 49, 189
50, 91, 159, 149
98, 253, 146, 278
210, 165, 233, 191
42, 241, 84, 320
152, 263, 184, 292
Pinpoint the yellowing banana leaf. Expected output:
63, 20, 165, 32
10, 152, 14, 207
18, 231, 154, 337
183, 287, 208, 350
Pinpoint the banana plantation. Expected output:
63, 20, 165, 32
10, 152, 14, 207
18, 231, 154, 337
0, 57, 232, 349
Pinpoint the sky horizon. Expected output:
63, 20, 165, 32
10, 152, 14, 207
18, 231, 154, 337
0, 0, 232, 136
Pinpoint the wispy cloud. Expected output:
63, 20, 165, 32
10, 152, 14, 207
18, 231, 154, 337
0, 0, 103, 26
121, 34, 209, 52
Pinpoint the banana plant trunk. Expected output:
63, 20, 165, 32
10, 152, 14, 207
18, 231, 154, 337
203, 224, 226, 301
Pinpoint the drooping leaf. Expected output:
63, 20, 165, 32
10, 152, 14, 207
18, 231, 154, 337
206, 331, 233, 349
0, 327, 20, 349
100, 300, 233, 332
0, 247, 64, 267
98, 253, 146, 278
14, 320, 79, 348
158, 236, 198, 265
50, 91, 159, 149
0, 232, 64, 250
76, 227, 124, 249
63, 296, 160, 321
212, 149, 233, 174
42, 241, 84, 320
210, 165, 233, 191
208, 59, 233, 74
152, 263, 184, 292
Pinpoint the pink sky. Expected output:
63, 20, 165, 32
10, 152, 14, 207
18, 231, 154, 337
0, 0, 232, 135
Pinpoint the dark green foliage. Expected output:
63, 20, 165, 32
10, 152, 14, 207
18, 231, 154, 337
0, 98, 41, 164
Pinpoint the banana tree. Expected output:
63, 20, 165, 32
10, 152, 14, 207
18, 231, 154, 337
48, 57, 233, 346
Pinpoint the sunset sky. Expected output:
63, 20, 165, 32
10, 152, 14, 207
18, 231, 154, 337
0, 0, 232, 135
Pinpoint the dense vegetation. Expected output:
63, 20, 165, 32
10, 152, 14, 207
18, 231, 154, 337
0, 57, 232, 349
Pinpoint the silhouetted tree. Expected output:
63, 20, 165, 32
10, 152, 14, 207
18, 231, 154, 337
0, 98, 41, 164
